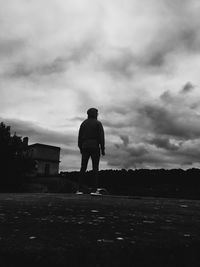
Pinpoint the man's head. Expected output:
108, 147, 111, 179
87, 108, 98, 119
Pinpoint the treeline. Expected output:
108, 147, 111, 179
0, 122, 35, 191
61, 168, 200, 199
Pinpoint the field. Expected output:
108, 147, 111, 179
0, 193, 200, 266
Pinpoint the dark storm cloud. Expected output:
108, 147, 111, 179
6, 39, 95, 78
137, 1, 200, 71
100, 105, 135, 129
138, 102, 200, 140
127, 144, 148, 158
107, 82, 200, 169
107, 140, 191, 169
142, 31, 196, 70
148, 136, 180, 151
61, 147, 79, 156
69, 116, 85, 122
180, 82, 195, 94
142, 41, 172, 69
9, 58, 67, 78
178, 141, 200, 161
107, 143, 151, 169
160, 90, 174, 103
138, 104, 177, 135
120, 135, 129, 147
94, 6, 200, 78
101, 48, 135, 78
0, 38, 26, 57
101, 119, 129, 129
1, 117, 76, 147
102, 105, 132, 117
99, 0, 200, 75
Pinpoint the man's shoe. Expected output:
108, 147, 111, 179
76, 191, 83, 195
90, 189, 102, 196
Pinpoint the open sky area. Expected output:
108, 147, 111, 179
1, 0, 200, 171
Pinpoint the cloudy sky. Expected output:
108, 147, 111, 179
1, 0, 200, 171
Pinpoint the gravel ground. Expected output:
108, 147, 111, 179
0, 193, 200, 266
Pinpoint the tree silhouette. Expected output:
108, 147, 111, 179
0, 122, 35, 191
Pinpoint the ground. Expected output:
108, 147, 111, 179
0, 193, 200, 266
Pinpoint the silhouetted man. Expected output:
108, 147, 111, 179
77, 108, 105, 195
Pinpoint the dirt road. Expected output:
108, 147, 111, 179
0, 193, 200, 266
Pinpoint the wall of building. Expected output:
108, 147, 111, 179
31, 146, 60, 162
29, 144, 60, 176
36, 161, 59, 176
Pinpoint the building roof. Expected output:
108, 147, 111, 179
29, 143, 60, 150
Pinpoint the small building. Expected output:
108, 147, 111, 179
29, 143, 60, 176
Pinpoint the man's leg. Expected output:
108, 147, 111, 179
91, 149, 100, 191
78, 150, 90, 191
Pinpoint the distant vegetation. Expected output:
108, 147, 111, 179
61, 168, 200, 199
0, 122, 35, 191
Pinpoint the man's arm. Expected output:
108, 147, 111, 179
78, 124, 83, 153
99, 122, 105, 155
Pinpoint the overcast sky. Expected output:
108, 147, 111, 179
1, 0, 200, 170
